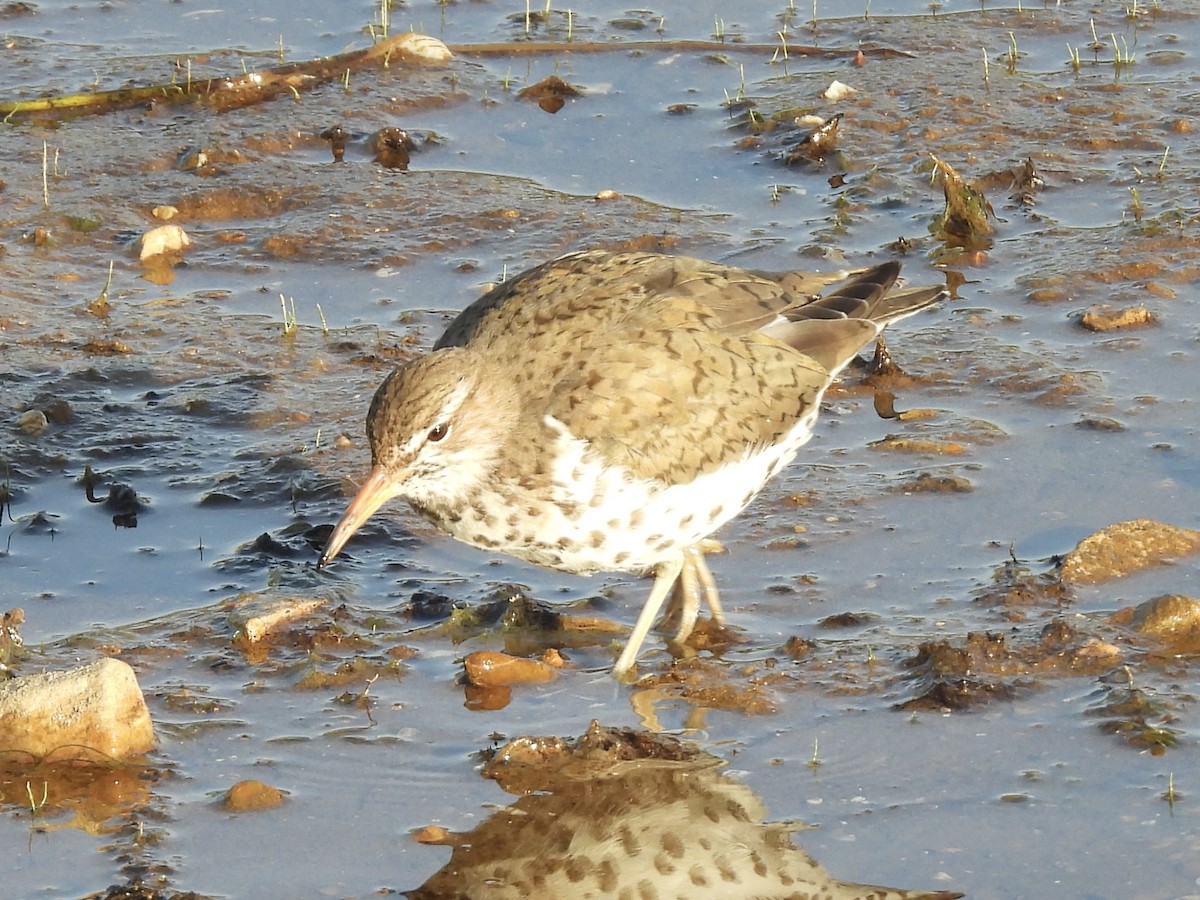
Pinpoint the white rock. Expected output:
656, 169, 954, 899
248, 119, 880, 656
17, 409, 49, 436
394, 32, 454, 63
0, 658, 156, 762
794, 114, 826, 127
227, 592, 329, 643
139, 224, 192, 261
821, 80, 857, 101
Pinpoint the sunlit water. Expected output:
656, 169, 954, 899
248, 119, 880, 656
2, 2, 1199, 898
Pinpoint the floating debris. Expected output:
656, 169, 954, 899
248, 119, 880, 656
0, 32, 452, 122
929, 153, 995, 251
1009, 156, 1044, 206
517, 74, 582, 113
1087, 680, 1182, 753
371, 126, 415, 170
320, 124, 417, 168
784, 112, 842, 164
321, 123, 349, 162
82, 465, 148, 527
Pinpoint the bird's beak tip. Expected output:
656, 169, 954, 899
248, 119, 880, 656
315, 466, 398, 571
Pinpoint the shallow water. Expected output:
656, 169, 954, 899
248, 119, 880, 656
2, 2, 1199, 898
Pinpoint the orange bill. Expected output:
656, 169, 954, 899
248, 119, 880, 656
317, 466, 403, 568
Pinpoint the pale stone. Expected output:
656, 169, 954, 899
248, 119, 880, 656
1078, 304, 1156, 332
227, 593, 328, 643
139, 223, 192, 260
1061, 519, 1200, 585
17, 409, 49, 436
393, 32, 453, 63
1113, 594, 1200, 646
0, 658, 155, 763
821, 79, 857, 100
463, 650, 559, 687
222, 779, 287, 812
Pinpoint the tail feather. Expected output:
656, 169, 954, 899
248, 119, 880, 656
761, 263, 946, 375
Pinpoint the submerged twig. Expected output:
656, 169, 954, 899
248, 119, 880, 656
0, 32, 450, 122
449, 38, 914, 58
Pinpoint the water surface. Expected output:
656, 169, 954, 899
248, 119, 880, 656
2, 2, 1198, 898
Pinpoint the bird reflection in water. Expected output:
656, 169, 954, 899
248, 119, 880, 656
407, 722, 961, 900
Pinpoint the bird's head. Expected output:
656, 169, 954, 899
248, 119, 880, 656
317, 347, 516, 567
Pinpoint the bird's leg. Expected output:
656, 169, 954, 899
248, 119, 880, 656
613, 555, 684, 678
670, 549, 703, 647
693, 539, 725, 625
669, 541, 726, 647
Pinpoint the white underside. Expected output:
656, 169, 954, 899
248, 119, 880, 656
526, 409, 822, 573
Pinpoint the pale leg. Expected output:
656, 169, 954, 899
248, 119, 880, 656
695, 539, 725, 624
671, 549, 703, 646
613, 555, 684, 677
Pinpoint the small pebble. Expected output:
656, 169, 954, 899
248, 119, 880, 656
822, 79, 857, 101
140, 224, 192, 260
411, 825, 454, 845
463, 650, 559, 687
17, 409, 48, 436
222, 779, 287, 812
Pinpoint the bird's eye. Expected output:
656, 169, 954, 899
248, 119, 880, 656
428, 423, 450, 442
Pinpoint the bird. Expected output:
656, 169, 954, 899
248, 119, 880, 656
317, 249, 945, 677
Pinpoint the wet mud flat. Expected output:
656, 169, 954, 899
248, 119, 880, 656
1, 2, 1199, 898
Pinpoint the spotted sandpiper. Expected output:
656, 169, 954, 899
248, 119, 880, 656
318, 250, 945, 676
